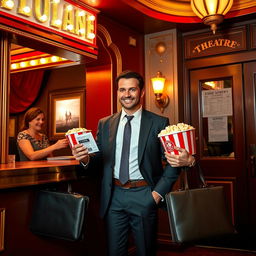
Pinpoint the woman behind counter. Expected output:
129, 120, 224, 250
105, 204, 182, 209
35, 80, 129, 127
17, 107, 69, 161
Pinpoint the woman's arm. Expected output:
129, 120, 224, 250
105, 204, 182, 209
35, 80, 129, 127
18, 138, 68, 161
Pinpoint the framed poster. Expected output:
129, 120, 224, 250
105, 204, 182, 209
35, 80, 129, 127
49, 88, 85, 140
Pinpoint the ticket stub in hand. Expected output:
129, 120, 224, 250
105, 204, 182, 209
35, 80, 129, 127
66, 131, 99, 154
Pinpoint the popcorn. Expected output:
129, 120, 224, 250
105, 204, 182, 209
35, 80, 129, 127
158, 123, 194, 136
65, 128, 91, 135
158, 123, 196, 155
65, 127, 99, 154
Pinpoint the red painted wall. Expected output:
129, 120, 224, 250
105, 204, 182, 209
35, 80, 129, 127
86, 65, 112, 136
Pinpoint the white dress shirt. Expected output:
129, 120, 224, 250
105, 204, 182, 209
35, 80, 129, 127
114, 107, 144, 180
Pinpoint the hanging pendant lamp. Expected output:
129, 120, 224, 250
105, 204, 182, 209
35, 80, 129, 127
191, 0, 233, 34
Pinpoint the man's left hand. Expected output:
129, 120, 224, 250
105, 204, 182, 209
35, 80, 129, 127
164, 146, 195, 167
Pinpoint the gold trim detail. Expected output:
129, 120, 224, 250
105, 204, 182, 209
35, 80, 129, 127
0, 208, 5, 252
97, 24, 122, 74
137, 0, 256, 17
0, 32, 10, 164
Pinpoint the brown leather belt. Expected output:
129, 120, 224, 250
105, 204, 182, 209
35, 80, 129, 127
114, 179, 148, 189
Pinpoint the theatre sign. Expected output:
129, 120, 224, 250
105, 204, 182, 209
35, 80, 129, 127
0, 0, 98, 56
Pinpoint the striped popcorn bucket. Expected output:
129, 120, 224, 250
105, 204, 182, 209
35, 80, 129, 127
159, 129, 196, 155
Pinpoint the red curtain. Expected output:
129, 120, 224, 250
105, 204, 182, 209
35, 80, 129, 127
10, 70, 45, 114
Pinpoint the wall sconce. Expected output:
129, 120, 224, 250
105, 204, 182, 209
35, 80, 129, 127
191, 0, 233, 34
151, 71, 169, 113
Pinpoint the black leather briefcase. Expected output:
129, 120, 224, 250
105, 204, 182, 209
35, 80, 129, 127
30, 189, 89, 241
165, 166, 235, 243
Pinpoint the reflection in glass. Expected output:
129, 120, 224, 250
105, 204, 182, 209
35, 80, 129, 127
201, 79, 234, 158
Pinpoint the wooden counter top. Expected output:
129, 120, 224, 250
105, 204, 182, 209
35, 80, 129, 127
0, 159, 79, 171
0, 159, 80, 189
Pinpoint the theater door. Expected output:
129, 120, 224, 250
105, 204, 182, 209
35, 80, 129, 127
190, 62, 256, 241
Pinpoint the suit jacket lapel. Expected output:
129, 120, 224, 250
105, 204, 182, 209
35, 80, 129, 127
109, 112, 121, 167
138, 110, 152, 165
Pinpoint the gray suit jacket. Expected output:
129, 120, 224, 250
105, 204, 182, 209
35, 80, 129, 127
90, 109, 180, 218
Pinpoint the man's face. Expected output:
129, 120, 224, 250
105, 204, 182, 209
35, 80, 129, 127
117, 78, 145, 114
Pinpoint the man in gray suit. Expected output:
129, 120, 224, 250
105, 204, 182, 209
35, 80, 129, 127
72, 71, 195, 256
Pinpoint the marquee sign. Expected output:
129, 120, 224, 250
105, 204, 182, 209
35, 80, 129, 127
0, 0, 98, 52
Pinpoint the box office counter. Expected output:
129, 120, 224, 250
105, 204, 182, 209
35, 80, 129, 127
0, 160, 80, 189
0, 159, 106, 256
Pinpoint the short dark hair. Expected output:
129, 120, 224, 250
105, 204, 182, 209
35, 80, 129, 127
20, 107, 45, 131
115, 70, 144, 90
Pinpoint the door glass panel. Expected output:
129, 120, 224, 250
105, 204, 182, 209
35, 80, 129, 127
200, 79, 234, 157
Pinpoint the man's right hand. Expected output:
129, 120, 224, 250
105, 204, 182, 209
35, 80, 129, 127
72, 144, 89, 164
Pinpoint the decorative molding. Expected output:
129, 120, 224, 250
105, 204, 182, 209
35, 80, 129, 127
145, 29, 178, 123
0, 208, 5, 252
137, 0, 256, 18
184, 26, 247, 59
97, 24, 123, 112
0, 32, 10, 164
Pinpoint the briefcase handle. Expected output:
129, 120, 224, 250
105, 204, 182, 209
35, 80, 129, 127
182, 164, 207, 190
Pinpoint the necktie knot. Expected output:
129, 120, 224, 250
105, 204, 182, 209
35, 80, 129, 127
125, 115, 134, 122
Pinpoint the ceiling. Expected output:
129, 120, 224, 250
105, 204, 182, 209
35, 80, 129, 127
10, 0, 256, 71
80, 0, 256, 34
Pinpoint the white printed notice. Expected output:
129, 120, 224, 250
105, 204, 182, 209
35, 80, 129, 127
66, 132, 99, 154
208, 116, 228, 142
202, 88, 233, 117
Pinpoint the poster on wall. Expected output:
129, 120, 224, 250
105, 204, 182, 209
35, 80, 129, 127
208, 116, 228, 142
202, 88, 233, 117
49, 88, 85, 139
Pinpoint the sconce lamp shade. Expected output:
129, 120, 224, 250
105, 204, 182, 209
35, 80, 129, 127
191, 0, 233, 34
151, 71, 169, 113
151, 71, 166, 94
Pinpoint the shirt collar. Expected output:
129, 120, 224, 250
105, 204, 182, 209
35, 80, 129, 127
121, 106, 142, 121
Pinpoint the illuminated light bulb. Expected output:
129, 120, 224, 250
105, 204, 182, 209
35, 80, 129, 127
79, 28, 85, 35
3, 0, 14, 9
78, 11, 85, 16
66, 24, 73, 31
52, 0, 60, 3
61, 57, 67, 60
66, 5, 73, 11
40, 58, 47, 64
30, 60, 37, 66
20, 61, 27, 68
54, 19, 62, 26
87, 32, 95, 39
51, 56, 58, 62
88, 15, 95, 21
39, 15, 48, 22
23, 6, 31, 14
11, 63, 18, 69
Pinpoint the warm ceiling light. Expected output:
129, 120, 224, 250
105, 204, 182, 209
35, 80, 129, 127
11, 63, 18, 69
191, 0, 233, 34
151, 71, 169, 113
51, 56, 59, 62
40, 58, 48, 64
20, 61, 28, 68
30, 60, 38, 66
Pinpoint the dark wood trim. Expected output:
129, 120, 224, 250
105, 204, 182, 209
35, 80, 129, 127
185, 50, 256, 70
